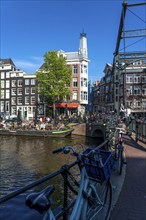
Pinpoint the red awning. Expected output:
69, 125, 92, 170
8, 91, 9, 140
49, 103, 79, 108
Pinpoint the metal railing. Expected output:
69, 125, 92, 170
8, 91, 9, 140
0, 139, 109, 219
128, 119, 146, 143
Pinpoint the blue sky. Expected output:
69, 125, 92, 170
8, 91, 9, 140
1, 0, 146, 81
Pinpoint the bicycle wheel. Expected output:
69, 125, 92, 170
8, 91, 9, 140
117, 149, 124, 175
84, 180, 112, 220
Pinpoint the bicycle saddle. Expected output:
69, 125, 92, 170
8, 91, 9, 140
25, 185, 55, 214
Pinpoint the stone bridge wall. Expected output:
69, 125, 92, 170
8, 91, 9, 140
72, 123, 106, 140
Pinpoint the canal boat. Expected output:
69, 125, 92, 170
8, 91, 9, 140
0, 128, 73, 138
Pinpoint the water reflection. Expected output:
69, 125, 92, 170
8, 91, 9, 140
0, 134, 102, 219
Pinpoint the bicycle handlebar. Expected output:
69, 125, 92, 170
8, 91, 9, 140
52, 148, 63, 154
52, 146, 76, 155
52, 139, 109, 158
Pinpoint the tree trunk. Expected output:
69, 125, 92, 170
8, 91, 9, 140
53, 102, 56, 119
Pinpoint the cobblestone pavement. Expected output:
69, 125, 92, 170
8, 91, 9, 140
109, 135, 146, 220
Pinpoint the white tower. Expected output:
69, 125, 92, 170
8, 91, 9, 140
79, 32, 88, 59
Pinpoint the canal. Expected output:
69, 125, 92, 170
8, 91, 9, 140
0, 134, 101, 220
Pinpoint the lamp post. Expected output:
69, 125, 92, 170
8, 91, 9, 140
34, 102, 38, 126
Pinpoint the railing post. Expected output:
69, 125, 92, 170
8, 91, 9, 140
135, 120, 138, 142
62, 169, 69, 220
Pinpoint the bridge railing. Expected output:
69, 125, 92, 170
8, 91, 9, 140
0, 139, 109, 219
128, 119, 146, 143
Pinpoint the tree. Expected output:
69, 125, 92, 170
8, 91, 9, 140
36, 50, 72, 119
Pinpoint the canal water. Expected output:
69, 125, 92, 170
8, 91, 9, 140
0, 134, 101, 220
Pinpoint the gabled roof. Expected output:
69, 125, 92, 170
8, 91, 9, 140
0, 58, 16, 66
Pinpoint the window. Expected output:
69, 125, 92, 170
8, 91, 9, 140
81, 78, 83, 87
18, 80, 23, 87
31, 87, 35, 94
142, 87, 146, 95
12, 80, 16, 87
83, 91, 87, 100
25, 79, 29, 85
83, 65, 87, 74
1, 72, 5, 79
25, 87, 30, 94
142, 76, 146, 83
6, 72, 10, 78
31, 79, 35, 85
33, 106, 35, 114
106, 86, 109, 93
73, 91, 77, 100
1, 90, 4, 98
73, 65, 78, 74
6, 80, 10, 88
73, 78, 78, 87
106, 76, 110, 83
66, 95, 70, 101
18, 88, 22, 95
81, 91, 87, 100
81, 78, 87, 87
38, 94, 43, 103
0, 101, 4, 112
17, 97, 22, 105
28, 107, 31, 114
135, 101, 141, 108
1, 80, 4, 88
126, 85, 133, 96
81, 91, 83, 100
5, 101, 10, 112
11, 106, 16, 115
11, 97, 16, 105
12, 88, 16, 95
134, 86, 141, 95
126, 75, 133, 83
25, 96, 29, 104
31, 96, 35, 104
126, 101, 132, 108
6, 90, 10, 99
134, 75, 141, 83
142, 99, 146, 108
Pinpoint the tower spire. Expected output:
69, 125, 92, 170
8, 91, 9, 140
79, 30, 88, 59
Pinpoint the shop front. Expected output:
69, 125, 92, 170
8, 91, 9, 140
49, 103, 79, 116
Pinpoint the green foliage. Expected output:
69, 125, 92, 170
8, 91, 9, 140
36, 50, 72, 103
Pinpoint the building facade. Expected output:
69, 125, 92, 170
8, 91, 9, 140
115, 60, 146, 115
92, 60, 146, 116
0, 32, 89, 119
57, 32, 89, 116
93, 63, 114, 113
0, 59, 38, 120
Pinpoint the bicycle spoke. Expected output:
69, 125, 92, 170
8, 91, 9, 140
85, 181, 112, 220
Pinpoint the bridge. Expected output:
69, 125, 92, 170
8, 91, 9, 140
72, 117, 146, 144
72, 122, 107, 141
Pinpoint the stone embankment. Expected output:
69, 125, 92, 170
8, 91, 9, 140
71, 123, 86, 136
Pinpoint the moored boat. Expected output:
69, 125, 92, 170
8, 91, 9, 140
0, 128, 73, 138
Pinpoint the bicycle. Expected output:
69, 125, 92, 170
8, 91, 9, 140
25, 142, 115, 220
108, 126, 126, 175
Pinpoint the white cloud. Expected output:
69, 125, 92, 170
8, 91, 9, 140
30, 56, 43, 62
14, 57, 43, 73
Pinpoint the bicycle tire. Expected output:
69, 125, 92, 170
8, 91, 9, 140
84, 180, 112, 220
117, 149, 123, 175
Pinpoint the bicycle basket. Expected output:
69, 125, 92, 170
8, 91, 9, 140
82, 148, 115, 182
